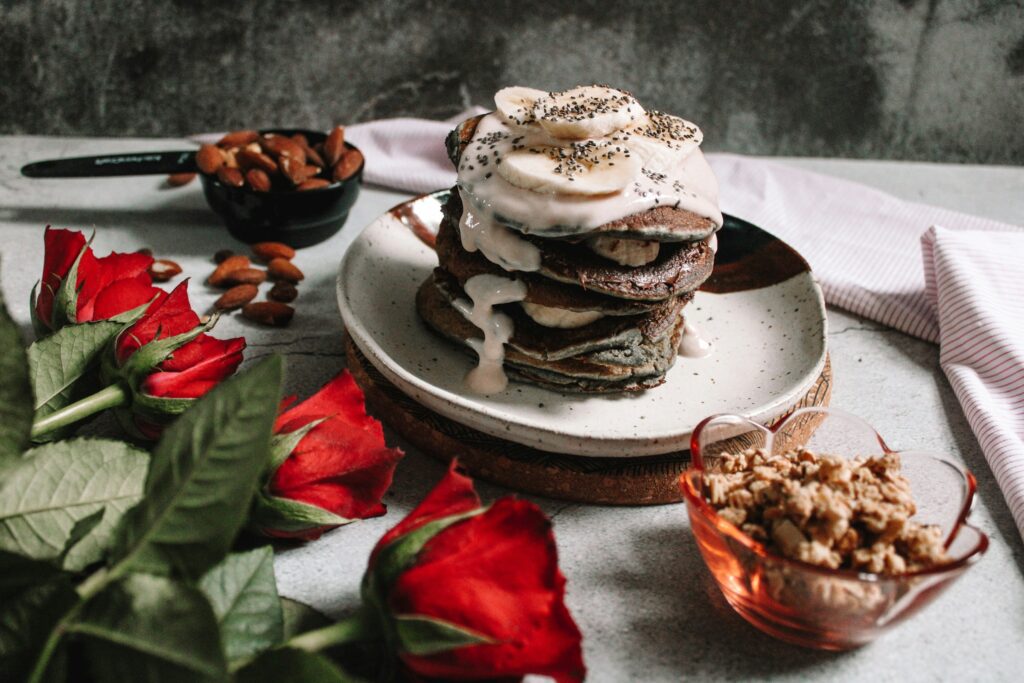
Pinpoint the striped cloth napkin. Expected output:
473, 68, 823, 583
346, 114, 1024, 540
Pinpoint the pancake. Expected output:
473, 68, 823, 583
440, 190, 715, 302
447, 115, 719, 242
416, 275, 686, 392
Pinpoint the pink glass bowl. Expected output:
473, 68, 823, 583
680, 407, 988, 650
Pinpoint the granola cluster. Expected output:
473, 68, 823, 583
703, 447, 948, 575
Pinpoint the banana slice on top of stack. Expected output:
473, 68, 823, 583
417, 84, 724, 395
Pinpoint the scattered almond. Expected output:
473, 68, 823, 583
332, 148, 363, 182
208, 254, 251, 286
252, 241, 296, 262
196, 144, 225, 174
214, 284, 258, 311
243, 301, 294, 326
166, 172, 197, 187
148, 258, 182, 282
214, 249, 235, 264
223, 267, 267, 286
297, 178, 330, 191
267, 258, 304, 283
217, 130, 260, 148
245, 168, 272, 192
268, 281, 298, 303
216, 166, 245, 188
324, 125, 346, 166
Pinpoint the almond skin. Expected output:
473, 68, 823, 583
166, 172, 196, 187
252, 241, 296, 262
324, 125, 346, 166
237, 148, 278, 174
196, 144, 225, 174
208, 254, 251, 286
217, 130, 260, 148
216, 166, 245, 188
223, 267, 267, 286
242, 301, 294, 326
267, 258, 304, 283
297, 178, 330, 191
261, 135, 306, 164
214, 284, 258, 311
148, 259, 182, 282
332, 148, 363, 182
279, 156, 317, 186
268, 281, 298, 303
245, 168, 272, 192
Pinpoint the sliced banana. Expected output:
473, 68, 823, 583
532, 85, 644, 140
496, 142, 640, 196
494, 86, 547, 128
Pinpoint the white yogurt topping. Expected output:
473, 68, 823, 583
452, 274, 528, 394
706, 232, 718, 254
587, 235, 660, 266
458, 188, 541, 272
678, 320, 712, 358
521, 301, 605, 329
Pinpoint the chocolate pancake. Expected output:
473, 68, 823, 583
416, 276, 685, 392
447, 115, 719, 242
440, 191, 715, 302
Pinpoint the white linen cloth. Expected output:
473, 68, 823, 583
349, 113, 1024, 539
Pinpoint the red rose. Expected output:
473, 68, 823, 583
253, 371, 404, 540
103, 280, 245, 438
365, 463, 585, 682
34, 227, 158, 332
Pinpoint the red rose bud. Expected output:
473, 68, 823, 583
365, 463, 585, 683
253, 371, 404, 540
102, 281, 245, 438
34, 227, 159, 333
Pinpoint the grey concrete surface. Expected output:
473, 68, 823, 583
2, 0, 1023, 163
1, 134, 1023, 680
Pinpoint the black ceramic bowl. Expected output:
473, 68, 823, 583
200, 128, 363, 248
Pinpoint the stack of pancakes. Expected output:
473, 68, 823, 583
416, 86, 722, 393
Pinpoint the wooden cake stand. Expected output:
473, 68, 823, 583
347, 337, 832, 505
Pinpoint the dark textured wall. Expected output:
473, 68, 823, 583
2, 0, 1023, 163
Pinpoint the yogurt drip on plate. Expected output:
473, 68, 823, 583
452, 274, 528, 394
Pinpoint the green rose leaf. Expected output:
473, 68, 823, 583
198, 547, 283, 663
109, 355, 283, 580
0, 438, 148, 571
70, 573, 226, 683
281, 598, 332, 640
28, 319, 125, 439
394, 614, 494, 656
250, 491, 353, 536
0, 287, 33, 460
235, 648, 364, 683
0, 577, 78, 683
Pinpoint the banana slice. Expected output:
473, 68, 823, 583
533, 85, 644, 140
497, 142, 640, 195
494, 86, 547, 128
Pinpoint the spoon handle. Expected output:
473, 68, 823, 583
20, 150, 198, 178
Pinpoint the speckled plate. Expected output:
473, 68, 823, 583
337, 190, 827, 458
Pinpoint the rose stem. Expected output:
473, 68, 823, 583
29, 383, 129, 439
286, 607, 381, 652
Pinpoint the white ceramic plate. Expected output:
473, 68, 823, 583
337, 191, 827, 457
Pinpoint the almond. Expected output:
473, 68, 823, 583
332, 148, 363, 182
245, 168, 272, 192
324, 125, 346, 166
216, 166, 245, 188
280, 156, 317, 186
267, 257, 304, 282
237, 148, 278, 174
261, 134, 306, 164
148, 259, 182, 282
136, 247, 154, 257
214, 249, 235, 264
297, 178, 330, 191
217, 130, 260, 148
242, 301, 294, 326
251, 241, 296, 262
223, 267, 267, 286
208, 254, 251, 286
214, 284, 258, 311
166, 172, 196, 187
223, 147, 240, 168
268, 280, 298, 303
291, 133, 309, 147
299, 141, 325, 168
196, 144, 225, 174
